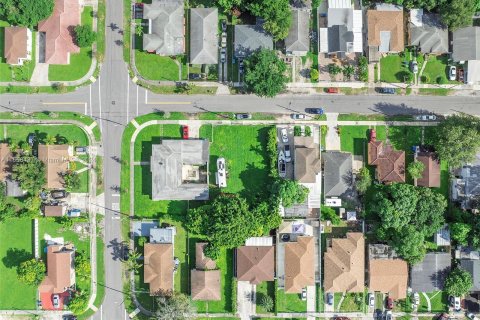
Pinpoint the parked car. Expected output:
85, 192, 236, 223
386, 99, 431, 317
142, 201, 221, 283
458, 68, 465, 82
370, 128, 376, 142
385, 310, 393, 320
27, 133, 36, 146
278, 159, 286, 177
63, 316, 78, 320
466, 313, 478, 320
235, 113, 252, 120
284, 145, 291, 162
182, 125, 189, 139
377, 87, 396, 94
51, 190, 67, 199
413, 292, 420, 305
291, 113, 306, 120
220, 48, 226, 63
301, 288, 307, 300
368, 293, 375, 307
281, 128, 288, 143
451, 296, 461, 311
327, 87, 339, 93
374, 309, 383, 319
327, 293, 334, 305
189, 73, 202, 80
305, 108, 324, 115
437, 313, 449, 320
75, 146, 88, 154
221, 19, 227, 32
53, 294, 60, 309
414, 114, 437, 121
386, 297, 394, 310
411, 60, 419, 73
449, 66, 457, 81
239, 59, 244, 74
221, 33, 227, 48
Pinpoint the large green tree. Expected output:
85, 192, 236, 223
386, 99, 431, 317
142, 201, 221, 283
390, 226, 426, 265
217, 0, 243, 11
244, 49, 288, 98
154, 292, 195, 320
247, 0, 291, 40
445, 267, 473, 297
74, 25, 97, 47
383, 0, 443, 10
271, 179, 309, 208
17, 258, 46, 286
440, 0, 476, 30
355, 167, 372, 194
432, 114, 480, 168
11, 154, 46, 194
450, 223, 472, 246
408, 160, 425, 179
0, 0, 54, 27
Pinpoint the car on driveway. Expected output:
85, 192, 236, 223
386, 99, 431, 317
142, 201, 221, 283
327, 292, 334, 305
221, 19, 227, 32
221, 33, 227, 48
281, 128, 288, 143
386, 297, 394, 310
301, 288, 307, 300
220, 48, 226, 63
291, 113, 306, 120
368, 293, 375, 307
51, 190, 67, 199
411, 60, 418, 73
415, 114, 437, 121
449, 66, 457, 81
467, 313, 479, 320
385, 310, 393, 320
189, 73, 202, 80
374, 309, 383, 319
450, 296, 461, 311
305, 108, 324, 115
413, 292, 420, 305
377, 87, 396, 94
284, 145, 291, 162
278, 159, 286, 177
235, 113, 251, 120
53, 294, 60, 309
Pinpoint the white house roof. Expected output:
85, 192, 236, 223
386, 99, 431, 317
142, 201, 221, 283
467, 60, 480, 85
328, 0, 352, 8
410, 9, 423, 27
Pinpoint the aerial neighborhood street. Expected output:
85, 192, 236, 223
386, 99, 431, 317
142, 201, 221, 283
0, 0, 480, 319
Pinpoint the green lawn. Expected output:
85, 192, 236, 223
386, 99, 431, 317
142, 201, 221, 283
336, 292, 364, 312
380, 54, 413, 83
256, 281, 275, 313
199, 125, 272, 202
277, 289, 307, 312
135, 51, 181, 81
421, 55, 459, 85
0, 25, 12, 81
339, 125, 387, 156
133, 124, 182, 162
0, 218, 36, 309
418, 291, 448, 312
0, 124, 89, 146
48, 6, 94, 81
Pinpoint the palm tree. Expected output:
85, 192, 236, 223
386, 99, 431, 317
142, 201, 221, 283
126, 248, 141, 273
45, 135, 57, 145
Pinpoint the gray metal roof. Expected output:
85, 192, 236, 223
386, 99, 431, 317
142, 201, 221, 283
322, 151, 352, 197
434, 224, 451, 246
453, 27, 480, 62
328, 25, 352, 53
151, 139, 209, 201
5, 178, 25, 197
409, 14, 448, 54
285, 9, 310, 54
411, 253, 451, 292
379, 31, 392, 52
189, 8, 218, 64
460, 259, 480, 291
143, 0, 185, 56
150, 227, 175, 244
234, 24, 273, 58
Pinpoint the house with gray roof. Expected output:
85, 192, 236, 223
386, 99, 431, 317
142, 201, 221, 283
460, 259, 480, 292
234, 23, 273, 58
319, 8, 363, 56
190, 8, 218, 64
322, 151, 352, 197
409, 10, 448, 54
452, 27, 480, 62
143, 0, 185, 56
411, 253, 451, 292
452, 164, 480, 209
150, 139, 209, 201
285, 9, 310, 56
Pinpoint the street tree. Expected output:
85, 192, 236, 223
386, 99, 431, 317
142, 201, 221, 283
408, 160, 425, 179
440, 0, 476, 30
450, 223, 472, 246
11, 154, 46, 194
445, 267, 473, 297
0, 0, 54, 27
126, 248, 142, 273
342, 65, 355, 81
244, 49, 288, 98
310, 68, 319, 82
75, 25, 97, 47
135, 24, 143, 36
17, 258, 46, 286
432, 113, 480, 168
247, 0, 291, 40
355, 167, 372, 194
68, 290, 89, 315
75, 251, 91, 282
271, 179, 309, 208
154, 292, 195, 320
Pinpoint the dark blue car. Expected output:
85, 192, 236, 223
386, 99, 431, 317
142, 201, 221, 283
305, 108, 324, 115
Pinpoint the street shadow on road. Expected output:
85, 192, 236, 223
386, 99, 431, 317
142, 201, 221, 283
107, 238, 124, 261
371, 102, 434, 116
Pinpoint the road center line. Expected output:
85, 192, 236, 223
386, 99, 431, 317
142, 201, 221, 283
136, 85, 139, 116
89, 85, 92, 116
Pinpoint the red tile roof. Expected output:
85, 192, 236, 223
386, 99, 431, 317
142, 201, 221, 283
38, 0, 80, 65
368, 141, 405, 183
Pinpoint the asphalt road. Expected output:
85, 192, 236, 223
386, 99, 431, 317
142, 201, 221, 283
0, 3, 480, 319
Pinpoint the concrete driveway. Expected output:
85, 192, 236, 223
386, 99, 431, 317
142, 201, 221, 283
237, 280, 255, 320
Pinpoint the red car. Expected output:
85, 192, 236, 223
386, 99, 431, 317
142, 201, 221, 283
327, 87, 339, 93
370, 128, 376, 142
182, 125, 189, 139
386, 297, 394, 310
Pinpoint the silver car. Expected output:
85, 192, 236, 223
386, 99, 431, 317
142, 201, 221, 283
281, 128, 288, 143
449, 66, 457, 81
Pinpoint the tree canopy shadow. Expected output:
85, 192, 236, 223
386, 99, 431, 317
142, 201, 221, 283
2, 248, 31, 268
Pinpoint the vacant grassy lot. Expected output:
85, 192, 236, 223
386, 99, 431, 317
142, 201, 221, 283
276, 289, 306, 312
48, 6, 94, 81
0, 124, 89, 146
0, 219, 36, 310
199, 125, 272, 202
135, 52, 182, 81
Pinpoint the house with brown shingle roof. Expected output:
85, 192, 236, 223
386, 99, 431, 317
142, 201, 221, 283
38, 244, 75, 309
417, 152, 440, 188
324, 232, 364, 293
38, 144, 71, 189
0, 143, 12, 181
191, 243, 221, 301
367, 9, 404, 62
4, 27, 32, 65
144, 243, 174, 295
369, 259, 408, 299
38, 0, 80, 64
284, 236, 315, 293
236, 246, 275, 284
43, 205, 67, 217
368, 140, 405, 183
